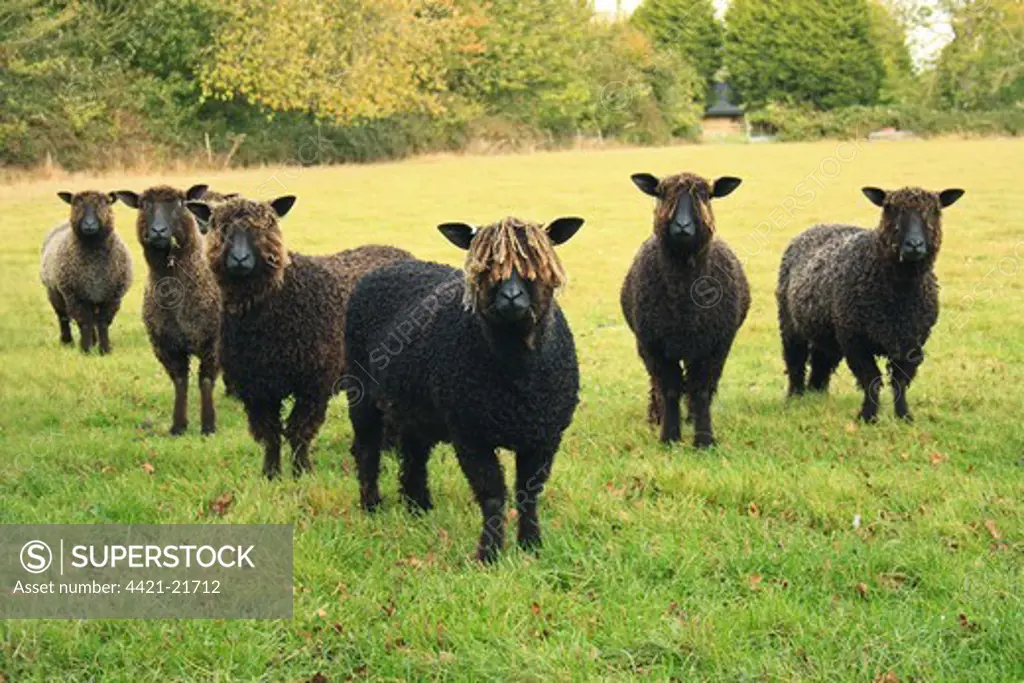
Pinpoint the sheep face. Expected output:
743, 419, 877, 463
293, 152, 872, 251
439, 216, 583, 336
631, 172, 742, 258
862, 187, 964, 266
116, 185, 209, 253
57, 190, 117, 241
188, 196, 295, 286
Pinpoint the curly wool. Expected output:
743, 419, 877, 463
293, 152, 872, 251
205, 198, 292, 314
132, 185, 222, 434
40, 191, 133, 352
776, 187, 950, 419
462, 217, 567, 310
621, 172, 750, 446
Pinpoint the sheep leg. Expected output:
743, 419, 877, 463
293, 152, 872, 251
75, 305, 95, 354
646, 378, 662, 425
782, 335, 809, 396
94, 300, 119, 355
284, 395, 327, 477
349, 399, 384, 511
844, 342, 883, 423
198, 347, 218, 435
247, 401, 283, 479
399, 433, 433, 513
889, 349, 922, 422
455, 445, 506, 563
514, 448, 555, 551
155, 346, 190, 435
641, 349, 683, 443
47, 288, 73, 345
808, 344, 842, 392
686, 355, 723, 449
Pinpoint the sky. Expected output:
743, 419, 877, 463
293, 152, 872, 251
590, 0, 953, 67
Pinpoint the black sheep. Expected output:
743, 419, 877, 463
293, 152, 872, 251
345, 215, 584, 563
620, 172, 749, 448
186, 196, 412, 478
777, 186, 965, 422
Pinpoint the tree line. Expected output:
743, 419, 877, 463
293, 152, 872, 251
0, 0, 1020, 170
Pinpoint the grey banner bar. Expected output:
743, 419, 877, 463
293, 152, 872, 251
0, 525, 293, 619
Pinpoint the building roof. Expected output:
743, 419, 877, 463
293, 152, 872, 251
705, 82, 744, 117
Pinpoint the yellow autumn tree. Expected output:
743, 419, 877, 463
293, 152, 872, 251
199, 0, 470, 122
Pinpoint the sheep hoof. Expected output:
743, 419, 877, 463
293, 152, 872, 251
201, 424, 216, 436
857, 411, 878, 424
403, 497, 433, 515
693, 435, 716, 449
169, 423, 187, 436
361, 494, 382, 513
518, 535, 542, 553
476, 545, 500, 565
898, 412, 914, 424
60, 337, 73, 346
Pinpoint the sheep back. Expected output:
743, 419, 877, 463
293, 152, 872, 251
346, 259, 579, 453
222, 245, 412, 405
779, 224, 939, 352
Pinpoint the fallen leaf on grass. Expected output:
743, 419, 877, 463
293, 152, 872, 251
856, 582, 868, 599
984, 519, 1002, 540
530, 601, 541, 615
141, 462, 155, 474
929, 451, 947, 466
306, 673, 328, 683
748, 574, 762, 591
747, 502, 760, 518
315, 608, 327, 619
958, 612, 979, 631
873, 672, 899, 683
208, 492, 234, 516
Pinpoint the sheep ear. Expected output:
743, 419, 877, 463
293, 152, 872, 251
224, 193, 239, 199
57, 191, 74, 205
939, 189, 965, 208
547, 217, 585, 246
862, 187, 887, 207
438, 222, 476, 250
631, 173, 661, 198
115, 191, 139, 209
712, 176, 742, 198
185, 201, 213, 226
186, 184, 209, 201
270, 196, 296, 218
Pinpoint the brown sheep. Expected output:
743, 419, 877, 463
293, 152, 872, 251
115, 184, 221, 435
40, 190, 133, 354
186, 195, 414, 478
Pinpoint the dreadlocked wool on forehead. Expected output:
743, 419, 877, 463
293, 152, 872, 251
654, 173, 716, 235
462, 216, 567, 310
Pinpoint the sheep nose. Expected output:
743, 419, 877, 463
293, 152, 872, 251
901, 237, 927, 261
495, 283, 530, 321
148, 225, 170, 246
227, 249, 254, 276
80, 217, 100, 235
670, 221, 696, 240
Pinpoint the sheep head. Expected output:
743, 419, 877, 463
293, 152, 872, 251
439, 215, 583, 346
188, 196, 294, 313
57, 190, 117, 242
116, 184, 209, 266
631, 172, 741, 260
862, 186, 964, 268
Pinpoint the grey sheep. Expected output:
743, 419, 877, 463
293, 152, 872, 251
777, 186, 965, 422
40, 190, 133, 354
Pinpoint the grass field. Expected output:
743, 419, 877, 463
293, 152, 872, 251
1, 139, 1022, 681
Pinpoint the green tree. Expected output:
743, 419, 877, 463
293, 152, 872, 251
934, 0, 1024, 110
868, 0, 918, 104
724, 0, 886, 109
630, 0, 723, 103
200, 0, 470, 123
